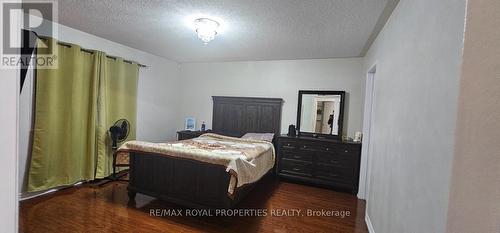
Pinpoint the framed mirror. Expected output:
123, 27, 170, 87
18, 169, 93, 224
297, 90, 345, 138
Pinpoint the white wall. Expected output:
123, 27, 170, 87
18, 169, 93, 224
362, 0, 466, 233
0, 0, 20, 230
0, 69, 19, 233
178, 58, 364, 137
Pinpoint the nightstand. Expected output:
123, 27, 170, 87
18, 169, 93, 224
177, 130, 211, 140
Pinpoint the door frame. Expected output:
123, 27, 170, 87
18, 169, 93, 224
357, 63, 376, 200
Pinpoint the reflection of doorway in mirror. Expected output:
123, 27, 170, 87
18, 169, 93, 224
299, 93, 343, 135
313, 97, 341, 135
316, 101, 335, 134
314, 102, 324, 133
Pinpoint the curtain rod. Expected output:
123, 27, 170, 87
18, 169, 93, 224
34, 33, 148, 68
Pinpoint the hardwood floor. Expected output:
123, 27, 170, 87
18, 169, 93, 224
20, 176, 368, 233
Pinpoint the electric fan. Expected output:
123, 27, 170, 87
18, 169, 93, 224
108, 119, 130, 182
109, 119, 130, 150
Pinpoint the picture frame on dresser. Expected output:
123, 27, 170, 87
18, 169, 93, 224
184, 117, 196, 131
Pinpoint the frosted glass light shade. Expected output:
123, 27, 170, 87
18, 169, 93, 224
194, 18, 220, 44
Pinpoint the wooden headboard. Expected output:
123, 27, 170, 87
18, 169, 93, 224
212, 96, 283, 137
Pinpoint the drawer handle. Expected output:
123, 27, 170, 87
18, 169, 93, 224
344, 150, 349, 153
293, 155, 302, 159
293, 168, 301, 171
302, 146, 308, 149
325, 148, 330, 151
283, 146, 295, 149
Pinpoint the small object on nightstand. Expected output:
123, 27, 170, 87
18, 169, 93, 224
201, 121, 206, 131
342, 135, 353, 142
287, 124, 296, 136
185, 117, 196, 131
353, 132, 363, 142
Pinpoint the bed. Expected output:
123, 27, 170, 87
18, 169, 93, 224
122, 96, 283, 208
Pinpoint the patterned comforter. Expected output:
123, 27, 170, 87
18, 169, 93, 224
116, 133, 275, 195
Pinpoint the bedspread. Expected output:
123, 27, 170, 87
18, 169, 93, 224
116, 133, 275, 195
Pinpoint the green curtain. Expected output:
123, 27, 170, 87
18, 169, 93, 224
28, 38, 139, 191
28, 39, 101, 192
95, 57, 138, 178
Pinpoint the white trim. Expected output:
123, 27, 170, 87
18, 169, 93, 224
20, 189, 58, 201
358, 63, 377, 200
365, 209, 376, 233
19, 181, 84, 201
13, 6, 21, 232
15, 57, 20, 233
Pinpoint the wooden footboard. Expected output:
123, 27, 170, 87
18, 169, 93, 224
127, 152, 256, 209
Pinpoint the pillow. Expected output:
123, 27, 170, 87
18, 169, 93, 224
241, 133, 275, 142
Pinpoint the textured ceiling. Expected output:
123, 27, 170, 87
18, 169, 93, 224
46, 0, 396, 62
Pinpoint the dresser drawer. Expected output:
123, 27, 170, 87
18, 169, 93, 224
316, 153, 353, 167
302, 143, 358, 154
298, 142, 323, 151
281, 151, 313, 162
276, 136, 361, 194
298, 141, 358, 154
279, 140, 299, 150
334, 144, 360, 155
280, 159, 313, 176
314, 165, 353, 183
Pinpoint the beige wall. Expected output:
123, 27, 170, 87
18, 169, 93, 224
446, 0, 500, 232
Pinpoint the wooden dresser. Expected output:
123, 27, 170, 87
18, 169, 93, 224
276, 135, 362, 194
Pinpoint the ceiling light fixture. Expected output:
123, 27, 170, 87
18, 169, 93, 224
194, 18, 220, 44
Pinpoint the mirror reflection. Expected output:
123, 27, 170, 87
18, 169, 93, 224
300, 94, 342, 135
